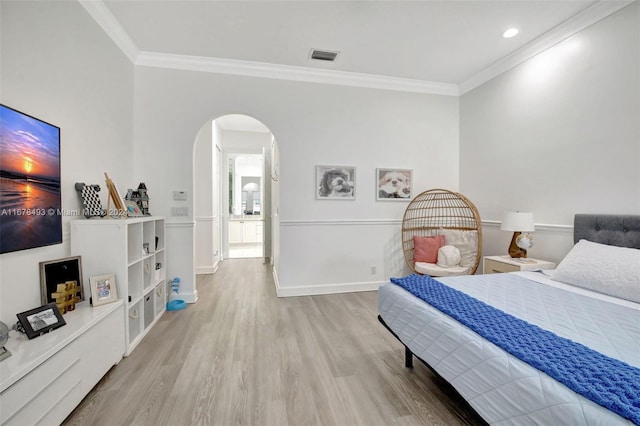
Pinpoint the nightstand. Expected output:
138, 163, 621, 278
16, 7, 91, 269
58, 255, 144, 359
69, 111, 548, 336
483, 255, 556, 274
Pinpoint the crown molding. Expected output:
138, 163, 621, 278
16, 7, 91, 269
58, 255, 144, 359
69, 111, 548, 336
459, 0, 634, 94
135, 52, 459, 96
78, 0, 139, 63
81, 0, 631, 97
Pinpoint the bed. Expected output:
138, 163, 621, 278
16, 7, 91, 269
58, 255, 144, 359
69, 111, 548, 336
378, 214, 640, 425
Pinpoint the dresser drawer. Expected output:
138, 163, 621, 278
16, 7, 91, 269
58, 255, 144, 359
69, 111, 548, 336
484, 258, 520, 274
1, 341, 81, 425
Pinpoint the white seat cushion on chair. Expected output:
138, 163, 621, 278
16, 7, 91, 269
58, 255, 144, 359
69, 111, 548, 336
414, 262, 470, 277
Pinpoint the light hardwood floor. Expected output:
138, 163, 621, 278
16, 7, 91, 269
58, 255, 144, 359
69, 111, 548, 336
63, 259, 484, 426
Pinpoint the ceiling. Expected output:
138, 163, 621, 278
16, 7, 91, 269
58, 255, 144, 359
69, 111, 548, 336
96, 0, 633, 90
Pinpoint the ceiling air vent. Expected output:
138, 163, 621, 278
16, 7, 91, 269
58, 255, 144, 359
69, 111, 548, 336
310, 49, 339, 62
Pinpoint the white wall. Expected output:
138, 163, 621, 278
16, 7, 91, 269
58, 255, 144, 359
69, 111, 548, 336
460, 2, 639, 266
220, 128, 271, 152
132, 69, 459, 295
213, 123, 222, 265
270, 137, 281, 278
0, 1, 134, 324
194, 121, 219, 274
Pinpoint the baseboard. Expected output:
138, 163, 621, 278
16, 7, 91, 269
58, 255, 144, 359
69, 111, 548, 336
195, 260, 220, 275
272, 267, 280, 295
275, 280, 384, 297
170, 290, 199, 303
196, 266, 215, 274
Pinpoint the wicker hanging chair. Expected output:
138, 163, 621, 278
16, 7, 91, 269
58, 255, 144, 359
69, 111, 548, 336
402, 188, 482, 276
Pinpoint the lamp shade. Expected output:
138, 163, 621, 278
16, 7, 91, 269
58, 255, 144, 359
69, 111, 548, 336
500, 211, 535, 232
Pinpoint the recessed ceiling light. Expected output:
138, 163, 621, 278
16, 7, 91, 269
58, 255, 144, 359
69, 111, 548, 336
503, 28, 519, 38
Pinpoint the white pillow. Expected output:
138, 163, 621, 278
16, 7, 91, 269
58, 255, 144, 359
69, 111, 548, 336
551, 239, 640, 303
438, 229, 478, 268
437, 245, 461, 267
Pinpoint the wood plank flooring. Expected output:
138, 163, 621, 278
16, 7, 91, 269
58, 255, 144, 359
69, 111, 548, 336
63, 259, 484, 426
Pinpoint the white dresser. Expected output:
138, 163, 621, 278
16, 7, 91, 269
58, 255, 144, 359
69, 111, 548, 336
0, 301, 124, 425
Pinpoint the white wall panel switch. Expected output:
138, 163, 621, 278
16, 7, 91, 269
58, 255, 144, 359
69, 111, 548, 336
173, 191, 188, 201
171, 207, 189, 216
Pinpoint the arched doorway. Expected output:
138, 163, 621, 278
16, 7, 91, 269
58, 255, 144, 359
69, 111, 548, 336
193, 114, 279, 274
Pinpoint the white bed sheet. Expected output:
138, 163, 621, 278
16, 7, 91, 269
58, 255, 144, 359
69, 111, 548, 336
378, 271, 640, 425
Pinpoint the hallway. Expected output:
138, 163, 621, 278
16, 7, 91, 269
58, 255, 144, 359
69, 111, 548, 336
228, 242, 263, 259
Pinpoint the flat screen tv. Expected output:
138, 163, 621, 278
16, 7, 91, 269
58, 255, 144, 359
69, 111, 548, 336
0, 104, 62, 254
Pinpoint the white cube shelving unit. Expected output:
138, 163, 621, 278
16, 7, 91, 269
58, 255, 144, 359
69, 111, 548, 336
71, 216, 167, 356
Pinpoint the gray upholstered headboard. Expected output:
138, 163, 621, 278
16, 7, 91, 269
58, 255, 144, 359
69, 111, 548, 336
574, 214, 640, 249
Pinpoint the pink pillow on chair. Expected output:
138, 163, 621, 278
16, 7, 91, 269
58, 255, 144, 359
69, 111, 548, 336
413, 235, 445, 263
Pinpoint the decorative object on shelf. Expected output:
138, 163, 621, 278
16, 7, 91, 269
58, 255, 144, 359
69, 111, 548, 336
104, 172, 126, 218
74, 182, 106, 218
16, 302, 66, 340
500, 211, 535, 258
40, 256, 84, 305
316, 165, 355, 199
124, 200, 143, 217
52, 281, 81, 314
0, 321, 10, 361
89, 273, 118, 307
376, 168, 412, 200
125, 182, 151, 215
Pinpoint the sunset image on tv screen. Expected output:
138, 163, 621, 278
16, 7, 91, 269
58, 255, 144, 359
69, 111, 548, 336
0, 104, 62, 253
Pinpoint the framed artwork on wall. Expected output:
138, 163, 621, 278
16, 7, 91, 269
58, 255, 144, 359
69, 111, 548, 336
316, 165, 356, 200
0, 104, 62, 254
376, 168, 412, 200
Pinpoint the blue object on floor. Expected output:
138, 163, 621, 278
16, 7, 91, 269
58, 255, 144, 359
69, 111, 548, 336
166, 300, 187, 311
170, 277, 181, 294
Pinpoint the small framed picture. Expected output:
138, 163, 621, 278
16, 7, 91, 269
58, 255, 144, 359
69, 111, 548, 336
16, 303, 66, 340
89, 273, 118, 307
376, 168, 412, 201
40, 256, 84, 305
124, 200, 143, 217
316, 165, 356, 200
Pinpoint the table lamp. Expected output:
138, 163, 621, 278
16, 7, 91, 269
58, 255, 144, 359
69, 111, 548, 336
500, 211, 535, 258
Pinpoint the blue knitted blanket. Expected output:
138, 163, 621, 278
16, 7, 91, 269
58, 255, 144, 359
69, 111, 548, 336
390, 274, 640, 424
